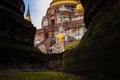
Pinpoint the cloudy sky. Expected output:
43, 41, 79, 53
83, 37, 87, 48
24, 0, 52, 29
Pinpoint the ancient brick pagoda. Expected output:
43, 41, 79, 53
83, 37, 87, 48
35, 0, 86, 54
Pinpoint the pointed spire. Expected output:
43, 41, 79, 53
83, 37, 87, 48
26, 4, 30, 17
25, 4, 32, 23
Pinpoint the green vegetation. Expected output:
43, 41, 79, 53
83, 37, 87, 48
0, 71, 73, 80
65, 41, 80, 50
61, 41, 80, 72
63, 41, 80, 57
66, 41, 80, 50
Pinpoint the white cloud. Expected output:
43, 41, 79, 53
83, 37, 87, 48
24, 0, 52, 29
30, 0, 52, 29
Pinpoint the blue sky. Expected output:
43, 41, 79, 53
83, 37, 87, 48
23, 0, 52, 29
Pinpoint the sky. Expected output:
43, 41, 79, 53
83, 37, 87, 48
23, 0, 52, 29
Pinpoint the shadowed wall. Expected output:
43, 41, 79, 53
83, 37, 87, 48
62, 0, 120, 80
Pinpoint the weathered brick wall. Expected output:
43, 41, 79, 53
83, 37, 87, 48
0, 0, 25, 16
0, 0, 41, 69
62, 0, 120, 79
0, 0, 36, 46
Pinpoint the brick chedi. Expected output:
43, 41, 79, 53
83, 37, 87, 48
35, 0, 86, 54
